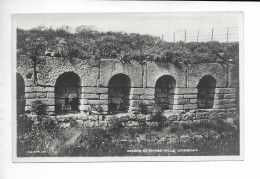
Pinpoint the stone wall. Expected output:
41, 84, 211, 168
16, 56, 239, 115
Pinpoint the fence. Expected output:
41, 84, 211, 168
160, 27, 239, 43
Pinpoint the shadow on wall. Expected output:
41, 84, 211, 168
17, 73, 25, 115
108, 74, 131, 113
55, 72, 81, 114
197, 75, 216, 109
155, 75, 176, 110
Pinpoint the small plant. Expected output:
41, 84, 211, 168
149, 105, 167, 131
108, 116, 125, 135
31, 100, 46, 115
137, 102, 149, 115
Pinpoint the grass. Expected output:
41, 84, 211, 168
17, 114, 239, 157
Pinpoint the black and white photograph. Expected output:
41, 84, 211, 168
13, 12, 243, 161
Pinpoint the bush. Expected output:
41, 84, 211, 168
137, 102, 149, 115
149, 105, 167, 131
17, 27, 239, 64
17, 115, 60, 157
31, 100, 46, 115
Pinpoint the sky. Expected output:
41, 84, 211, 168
13, 12, 243, 42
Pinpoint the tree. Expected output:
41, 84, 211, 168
22, 27, 47, 85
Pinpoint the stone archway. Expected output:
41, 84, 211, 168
55, 72, 81, 114
197, 75, 216, 109
155, 75, 176, 110
108, 74, 131, 113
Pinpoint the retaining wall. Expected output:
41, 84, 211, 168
16, 56, 239, 115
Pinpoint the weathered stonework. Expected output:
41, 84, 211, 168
16, 56, 239, 116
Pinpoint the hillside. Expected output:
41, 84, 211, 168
17, 26, 239, 64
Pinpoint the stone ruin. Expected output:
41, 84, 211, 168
16, 55, 239, 123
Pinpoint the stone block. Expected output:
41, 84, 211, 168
81, 93, 99, 99
100, 94, 108, 100
80, 99, 88, 105
215, 88, 236, 94
130, 88, 145, 95
183, 94, 197, 99
172, 105, 184, 110
26, 99, 55, 106
174, 95, 184, 100
174, 99, 189, 105
213, 104, 223, 109
25, 93, 36, 99
36, 93, 47, 98
224, 94, 236, 99
175, 88, 198, 95
79, 105, 91, 111
223, 103, 236, 108
47, 92, 55, 98
25, 106, 32, 111
88, 100, 108, 105
228, 108, 237, 112
140, 95, 154, 100
230, 99, 236, 103
214, 99, 230, 105
184, 104, 197, 110
25, 87, 54, 93
215, 94, 224, 100
130, 100, 140, 106
196, 112, 210, 120
145, 88, 155, 95
82, 87, 108, 94
190, 99, 198, 104
129, 95, 139, 100
46, 106, 55, 112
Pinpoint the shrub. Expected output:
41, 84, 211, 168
17, 114, 34, 135
149, 105, 167, 131
17, 115, 60, 157
31, 100, 46, 115
137, 102, 149, 115
107, 116, 125, 135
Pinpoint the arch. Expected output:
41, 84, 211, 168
16, 73, 25, 115
155, 75, 176, 110
108, 74, 131, 113
197, 75, 216, 109
55, 72, 81, 114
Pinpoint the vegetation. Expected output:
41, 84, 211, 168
17, 26, 239, 65
17, 112, 239, 157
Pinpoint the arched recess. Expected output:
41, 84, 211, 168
108, 74, 131, 113
155, 75, 176, 110
197, 75, 216, 109
55, 72, 81, 114
17, 73, 25, 115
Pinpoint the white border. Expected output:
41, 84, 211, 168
2, 1, 260, 179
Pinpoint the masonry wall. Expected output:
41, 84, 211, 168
16, 56, 239, 115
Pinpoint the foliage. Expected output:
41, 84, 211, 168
17, 113, 239, 157
31, 100, 46, 115
137, 102, 149, 115
17, 26, 239, 65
